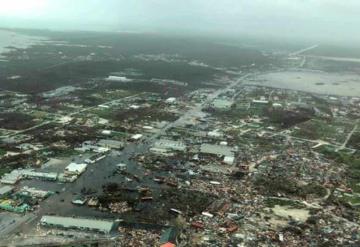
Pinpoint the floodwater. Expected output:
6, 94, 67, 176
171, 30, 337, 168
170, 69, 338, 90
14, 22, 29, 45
250, 69, 360, 97
0, 30, 45, 58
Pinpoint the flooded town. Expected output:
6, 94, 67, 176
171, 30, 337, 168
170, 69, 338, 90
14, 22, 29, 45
0, 2, 360, 246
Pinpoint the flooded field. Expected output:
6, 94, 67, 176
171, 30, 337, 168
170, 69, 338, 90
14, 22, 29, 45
250, 69, 360, 96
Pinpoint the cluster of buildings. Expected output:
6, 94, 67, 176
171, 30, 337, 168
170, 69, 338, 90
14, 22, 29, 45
0, 73, 359, 246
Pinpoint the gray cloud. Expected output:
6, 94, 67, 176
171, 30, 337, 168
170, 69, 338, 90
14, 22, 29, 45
0, 0, 359, 44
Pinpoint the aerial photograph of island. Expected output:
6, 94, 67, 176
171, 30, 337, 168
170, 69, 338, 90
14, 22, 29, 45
0, 1, 359, 246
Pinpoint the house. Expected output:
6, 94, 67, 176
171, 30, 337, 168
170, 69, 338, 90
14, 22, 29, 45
252, 99, 269, 106
131, 134, 143, 141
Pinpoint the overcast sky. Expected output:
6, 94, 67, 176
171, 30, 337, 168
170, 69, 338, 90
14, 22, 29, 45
0, 0, 359, 44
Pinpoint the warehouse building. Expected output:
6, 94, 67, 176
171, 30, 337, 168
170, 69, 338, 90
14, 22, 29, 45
22, 170, 58, 181
151, 139, 186, 153
65, 163, 88, 176
40, 216, 115, 234
1, 169, 58, 184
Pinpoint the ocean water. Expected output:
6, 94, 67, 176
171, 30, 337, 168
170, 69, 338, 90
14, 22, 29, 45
0, 30, 45, 58
250, 69, 360, 97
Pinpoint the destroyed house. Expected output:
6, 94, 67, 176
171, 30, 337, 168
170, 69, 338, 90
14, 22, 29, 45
200, 144, 235, 157
98, 139, 124, 149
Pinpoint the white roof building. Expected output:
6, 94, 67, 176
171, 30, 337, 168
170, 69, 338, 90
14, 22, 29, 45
165, 97, 177, 104
131, 134, 143, 140
208, 130, 223, 138
252, 99, 269, 105
1, 169, 58, 184
40, 216, 115, 234
65, 163, 87, 175
101, 130, 112, 135
212, 99, 234, 109
105, 76, 132, 82
223, 156, 235, 165
153, 139, 186, 152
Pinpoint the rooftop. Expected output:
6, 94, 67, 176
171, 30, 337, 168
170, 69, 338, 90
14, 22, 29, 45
40, 216, 115, 233
0, 185, 14, 195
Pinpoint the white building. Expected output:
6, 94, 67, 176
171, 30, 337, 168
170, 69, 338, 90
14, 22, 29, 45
40, 216, 115, 234
211, 99, 234, 110
152, 139, 186, 152
65, 163, 88, 176
208, 130, 223, 138
165, 97, 177, 104
22, 171, 58, 181
223, 156, 235, 165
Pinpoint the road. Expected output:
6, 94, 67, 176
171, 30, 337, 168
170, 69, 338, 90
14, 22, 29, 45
338, 121, 358, 151
299, 56, 307, 67
289, 44, 319, 57
1, 73, 250, 241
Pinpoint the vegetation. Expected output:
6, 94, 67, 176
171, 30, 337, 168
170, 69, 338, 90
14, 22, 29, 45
0, 112, 35, 130
254, 176, 327, 198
